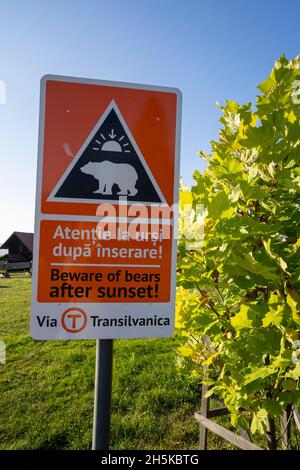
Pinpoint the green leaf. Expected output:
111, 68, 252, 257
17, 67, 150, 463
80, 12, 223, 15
263, 239, 288, 273
226, 100, 239, 114
282, 379, 297, 391
262, 305, 284, 327
244, 367, 276, 385
207, 192, 230, 218
278, 391, 300, 406
250, 408, 268, 434
286, 363, 300, 380
231, 305, 253, 331
250, 415, 258, 434
257, 70, 276, 94
262, 399, 282, 417
226, 157, 244, 174
248, 165, 259, 180
232, 253, 279, 282
286, 289, 300, 326
244, 125, 274, 148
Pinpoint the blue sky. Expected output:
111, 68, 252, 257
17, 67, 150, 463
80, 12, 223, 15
0, 0, 299, 242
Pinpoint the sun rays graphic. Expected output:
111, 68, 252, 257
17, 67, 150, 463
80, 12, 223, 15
92, 129, 131, 153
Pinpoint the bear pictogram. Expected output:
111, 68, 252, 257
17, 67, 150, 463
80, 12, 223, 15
80, 160, 138, 196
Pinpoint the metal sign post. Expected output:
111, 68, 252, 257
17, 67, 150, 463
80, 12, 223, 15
92, 339, 113, 450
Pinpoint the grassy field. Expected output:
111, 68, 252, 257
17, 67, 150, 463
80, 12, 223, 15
6, 275, 297, 450
0, 275, 206, 450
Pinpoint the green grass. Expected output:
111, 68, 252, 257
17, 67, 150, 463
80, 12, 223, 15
3, 276, 298, 450
1, 275, 257, 450
0, 275, 203, 450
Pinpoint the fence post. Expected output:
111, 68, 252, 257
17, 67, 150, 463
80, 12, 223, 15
199, 383, 209, 450
281, 404, 292, 450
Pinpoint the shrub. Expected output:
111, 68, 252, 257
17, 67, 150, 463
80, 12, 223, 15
177, 55, 300, 449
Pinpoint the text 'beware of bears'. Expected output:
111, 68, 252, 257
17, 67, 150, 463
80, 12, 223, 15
49, 269, 161, 300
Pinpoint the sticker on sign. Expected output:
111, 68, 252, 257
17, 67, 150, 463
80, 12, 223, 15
30, 75, 182, 340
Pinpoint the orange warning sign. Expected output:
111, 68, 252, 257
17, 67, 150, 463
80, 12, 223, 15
40, 77, 179, 216
37, 219, 172, 303
31, 75, 181, 340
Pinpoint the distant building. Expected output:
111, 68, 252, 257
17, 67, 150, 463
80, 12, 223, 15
0, 232, 33, 262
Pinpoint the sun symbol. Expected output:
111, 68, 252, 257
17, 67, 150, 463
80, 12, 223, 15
92, 129, 131, 153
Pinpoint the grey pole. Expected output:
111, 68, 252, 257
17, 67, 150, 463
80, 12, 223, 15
92, 339, 113, 450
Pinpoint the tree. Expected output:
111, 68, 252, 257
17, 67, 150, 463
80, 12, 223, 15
177, 55, 300, 449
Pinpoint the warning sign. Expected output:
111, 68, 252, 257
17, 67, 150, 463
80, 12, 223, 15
30, 75, 181, 340
48, 101, 165, 204
37, 219, 172, 303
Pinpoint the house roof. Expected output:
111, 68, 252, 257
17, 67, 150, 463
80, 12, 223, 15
1, 232, 34, 252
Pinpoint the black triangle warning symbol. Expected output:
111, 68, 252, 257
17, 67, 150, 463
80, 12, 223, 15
48, 100, 166, 204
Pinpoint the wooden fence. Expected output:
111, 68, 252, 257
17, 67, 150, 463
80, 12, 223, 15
0, 261, 32, 276
195, 382, 300, 450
